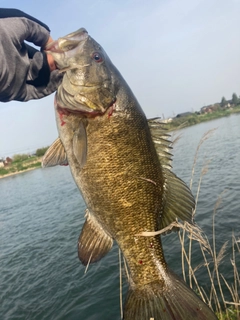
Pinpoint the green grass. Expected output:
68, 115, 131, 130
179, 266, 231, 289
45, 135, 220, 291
0, 168, 9, 175
216, 307, 239, 320
0, 157, 42, 177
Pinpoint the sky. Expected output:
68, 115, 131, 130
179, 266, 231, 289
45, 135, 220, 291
0, 0, 240, 157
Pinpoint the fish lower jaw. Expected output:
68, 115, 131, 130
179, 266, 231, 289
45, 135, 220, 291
55, 100, 104, 117
55, 98, 116, 118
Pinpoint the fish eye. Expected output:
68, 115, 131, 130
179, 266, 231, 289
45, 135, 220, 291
92, 52, 103, 63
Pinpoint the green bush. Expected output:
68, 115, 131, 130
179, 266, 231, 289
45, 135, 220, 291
187, 115, 200, 126
16, 163, 24, 171
28, 162, 41, 168
35, 147, 49, 157
0, 168, 9, 175
12, 154, 29, 163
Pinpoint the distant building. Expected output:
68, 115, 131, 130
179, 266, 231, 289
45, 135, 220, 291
176, 112, 193, 118
225, 102, 232, 108
0, 157, 13, 167
201, 104, 220, 114
161, 118, 173, 123
4, 157, 12, 166
0, 159, 4, 168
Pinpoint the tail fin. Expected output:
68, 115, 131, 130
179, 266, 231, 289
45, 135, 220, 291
123, 270, 217, 320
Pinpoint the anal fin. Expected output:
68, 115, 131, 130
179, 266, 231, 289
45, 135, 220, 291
78, 209, 113, 266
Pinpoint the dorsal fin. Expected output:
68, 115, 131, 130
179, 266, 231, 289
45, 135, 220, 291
148, 118, 172, 170
148, 118, 195, 229
160, 168, 195, 229
42, 138, 68, 167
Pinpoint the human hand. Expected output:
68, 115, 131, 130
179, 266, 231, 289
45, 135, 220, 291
43, 36, 57, 72
0, 9, 62, 102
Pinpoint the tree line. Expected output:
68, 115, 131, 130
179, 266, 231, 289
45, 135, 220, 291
11, 147, 49, 163
220, 92, 239, 107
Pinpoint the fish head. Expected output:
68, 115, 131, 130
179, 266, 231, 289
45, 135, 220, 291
46, 28, 116, 116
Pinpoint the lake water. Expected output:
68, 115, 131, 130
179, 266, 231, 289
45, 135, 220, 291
1, 114, 240, 319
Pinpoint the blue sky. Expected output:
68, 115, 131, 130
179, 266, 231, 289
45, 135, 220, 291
0, 0, 240, 156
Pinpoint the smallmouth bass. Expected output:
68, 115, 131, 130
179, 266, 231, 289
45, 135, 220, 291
43, 28, 217, 320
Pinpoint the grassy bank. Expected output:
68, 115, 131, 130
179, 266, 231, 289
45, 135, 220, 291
165, 106, 240, 131
0, 156, 42, 178
0, 147, 49, 178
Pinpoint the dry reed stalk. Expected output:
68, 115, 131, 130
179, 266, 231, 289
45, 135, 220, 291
221, 275, 235, 305
211, 192, 227, 316
230, 234, 239, 319
171, 133, 183, 146
84, 251, 93, 274
137, 220, 209, 248
181, 229, 187, 282
188, 162, 209, 287
201, 286, 211, 306
119, 249, 123, 319
177, 128, 232, 317
189, 128, 216, 190
199, 243, 219, 311
123, 256, 130, 283
179, 129, 215, 287
177, 227, 206, 303
224, 302, 240, 306
234, 236, 240, 252
232, 235, 240, 296
173, 128, 240, 319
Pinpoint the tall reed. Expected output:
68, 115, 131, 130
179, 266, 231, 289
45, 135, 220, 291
177, 130, 240, 320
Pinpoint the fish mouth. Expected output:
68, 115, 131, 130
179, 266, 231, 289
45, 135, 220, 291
55, 93, 116, 118
46, 28, 88, 52
45, 28, 89, 69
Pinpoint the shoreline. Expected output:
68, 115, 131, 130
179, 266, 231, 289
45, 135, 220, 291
0, 166, 41, 180
1, 111, 239, 180
165, 107, 240, 131
0, 157, 42, 180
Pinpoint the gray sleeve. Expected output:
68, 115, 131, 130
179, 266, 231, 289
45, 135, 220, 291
22, 70, 63, 101
0, 8, 50, 32
0, 17, 61, 102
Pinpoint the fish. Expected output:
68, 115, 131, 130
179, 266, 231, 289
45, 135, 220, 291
42, 28, 217, 320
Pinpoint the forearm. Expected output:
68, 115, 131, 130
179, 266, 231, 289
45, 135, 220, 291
0, 8, 50, 31
0, 9, 50, 47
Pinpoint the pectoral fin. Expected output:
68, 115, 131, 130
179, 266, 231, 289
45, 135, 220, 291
73, 121, 87, 169
78, 209, 113, 266
42, 138, 68, 167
